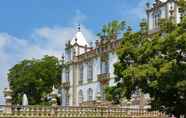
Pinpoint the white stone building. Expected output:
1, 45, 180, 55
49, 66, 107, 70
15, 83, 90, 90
60, 0, 184, 107
61, 27, 120, 106
146, 0, 184, 34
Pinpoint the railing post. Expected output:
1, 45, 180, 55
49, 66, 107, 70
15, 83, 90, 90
51, 86, 58, 107
50, 86, 58, 116
3, 87, 13, 114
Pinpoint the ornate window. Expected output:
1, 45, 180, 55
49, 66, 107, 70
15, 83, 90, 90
100, 61, 109, 74
153, 10, 161, 28
65, 48, 71, 60
100, 54, 109, 74
105, 61, 109, 73
78, 90, 83, 104
65, 90, 70, 106
87, 88, 93, 101
87, 60, 93, 82
79, 64, 84, 84
65, 68, 70, 82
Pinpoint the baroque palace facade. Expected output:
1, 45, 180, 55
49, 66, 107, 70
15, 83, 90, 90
61, 28, 120, 106
61, 0, 183, 107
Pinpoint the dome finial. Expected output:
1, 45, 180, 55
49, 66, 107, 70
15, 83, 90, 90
77, 24, 81, 32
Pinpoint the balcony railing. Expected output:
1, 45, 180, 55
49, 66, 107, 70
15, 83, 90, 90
97, 73, 110, 84
62, 81, 70, 89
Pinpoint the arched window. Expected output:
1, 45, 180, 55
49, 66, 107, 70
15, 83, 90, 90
87, 88, 93, 101
78, 90, 83, 104
87, 60, 93, 82
65, 90, 70, 106
100, 54, 109, 74
79, 64, 84, 84
65, 67, 70, 82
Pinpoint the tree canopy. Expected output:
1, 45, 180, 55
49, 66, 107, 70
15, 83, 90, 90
97, 20, 126, 39
8, 55, 62, 105
110, 16, 186, 117
178, 0, 186, 16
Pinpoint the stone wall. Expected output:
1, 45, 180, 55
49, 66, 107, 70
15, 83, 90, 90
0, 105, 167, 118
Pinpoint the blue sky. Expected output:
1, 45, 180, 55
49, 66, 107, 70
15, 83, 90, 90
0, 0, 152, 36
0, 0, 153, 98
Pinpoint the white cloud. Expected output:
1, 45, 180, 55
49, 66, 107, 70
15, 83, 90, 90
119, 0, 153, 29
33, 26, 75, 51
33, 25, 96, 51
129, 0, 150, 19
0, 25, 96, 97
0, 9, 98, 105
0, 9, 97, 99
0, 33, 24, 94
72, 9, 87, 25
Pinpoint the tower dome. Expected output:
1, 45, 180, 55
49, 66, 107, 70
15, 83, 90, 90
70, 31, 89, 46
159, 0, 167, 2
70, 25, 89, 47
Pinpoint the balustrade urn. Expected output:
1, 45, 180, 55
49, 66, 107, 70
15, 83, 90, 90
3, 87, 13, 114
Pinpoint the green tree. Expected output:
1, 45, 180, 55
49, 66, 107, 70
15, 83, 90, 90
97, 20, 126, 39
178, 0, 186, 17
97, 20, 127, 104
111, 17, 186, 117
178, 0, 186, 7
8, 55, 62, 105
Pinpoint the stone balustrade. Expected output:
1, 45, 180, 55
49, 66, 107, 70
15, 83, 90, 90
0, 105, 167, 118
2, 85, 167, 118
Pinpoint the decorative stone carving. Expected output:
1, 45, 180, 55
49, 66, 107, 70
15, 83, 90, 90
3, 87, 13, 114
51, 86, 57, 107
